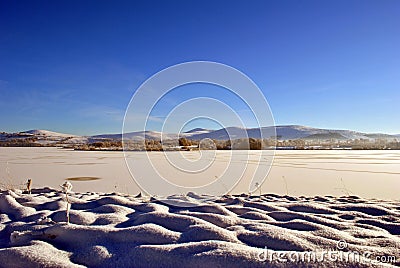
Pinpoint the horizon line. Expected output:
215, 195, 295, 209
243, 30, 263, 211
2, 125, 399, 137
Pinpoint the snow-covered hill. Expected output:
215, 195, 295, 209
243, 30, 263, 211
94, 131, 181, 141
184, 128, 210, 134
188, 125, 395, 141
0, 130, 85, 145
1, 126, 398, 145
22, 130, 77, 137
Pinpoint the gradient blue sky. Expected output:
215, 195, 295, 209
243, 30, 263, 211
1, 0, 399, 135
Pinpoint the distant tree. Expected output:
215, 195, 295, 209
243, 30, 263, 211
249, 138, 262, 150
179, 137, 191, 147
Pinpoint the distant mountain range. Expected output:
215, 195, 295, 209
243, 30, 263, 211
95, 125, 399, 141
1, 125, 398, 146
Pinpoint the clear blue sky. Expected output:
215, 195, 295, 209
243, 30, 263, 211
1, 0, 399, 135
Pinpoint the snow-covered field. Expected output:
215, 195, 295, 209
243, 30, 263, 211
0, 148, 399, 267
0, 189, 399, 267
0, 148, 399, 199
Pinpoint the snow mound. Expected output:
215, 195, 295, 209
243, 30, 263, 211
0, 189, 399, 267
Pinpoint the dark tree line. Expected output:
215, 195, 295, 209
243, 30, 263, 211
0, 138, 43, 147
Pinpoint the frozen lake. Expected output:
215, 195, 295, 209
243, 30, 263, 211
0, 147, 399, 199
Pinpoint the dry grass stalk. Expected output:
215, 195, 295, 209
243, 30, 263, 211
26, 179, 32, 194
60, 181, 73, 224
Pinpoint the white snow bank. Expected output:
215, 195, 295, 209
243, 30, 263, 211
0, 188, 399, 267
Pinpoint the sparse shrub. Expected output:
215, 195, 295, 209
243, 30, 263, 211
179, 137, 191, 147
